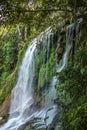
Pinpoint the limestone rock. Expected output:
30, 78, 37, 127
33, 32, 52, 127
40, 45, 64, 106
0, 94, 11, 124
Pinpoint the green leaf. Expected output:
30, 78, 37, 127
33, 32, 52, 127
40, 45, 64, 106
80, 68, 85, 75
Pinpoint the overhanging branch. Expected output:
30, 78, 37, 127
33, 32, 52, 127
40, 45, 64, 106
1, 8, 72, 14
20, 8, 72, 12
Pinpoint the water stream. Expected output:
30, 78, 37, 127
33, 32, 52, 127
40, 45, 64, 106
0, 21, 82, 130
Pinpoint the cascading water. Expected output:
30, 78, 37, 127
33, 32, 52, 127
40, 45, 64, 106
0, 39, 37, 130
56, 23, 74, 73
0, 20, 82, 130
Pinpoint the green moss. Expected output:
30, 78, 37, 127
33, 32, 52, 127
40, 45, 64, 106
38, 48, 56, 90
0, 70, 16, 104
17, 43, 28, 65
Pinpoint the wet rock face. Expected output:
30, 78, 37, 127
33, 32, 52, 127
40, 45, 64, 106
56, 46, 64, 55
0, 117, 3, 125
56, 44, 65, 61
34, 93, 45, 108
0, 94, 11, 125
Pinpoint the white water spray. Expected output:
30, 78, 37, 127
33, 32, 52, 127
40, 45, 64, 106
0, 22, 79, 130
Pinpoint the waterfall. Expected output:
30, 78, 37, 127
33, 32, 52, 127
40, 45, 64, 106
16, 25, 21, 37
0, 20, 82, 130
56, 23, 74, 73
0, 39, 37, 130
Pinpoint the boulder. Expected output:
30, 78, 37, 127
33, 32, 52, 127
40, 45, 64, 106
0, 94, 11, 124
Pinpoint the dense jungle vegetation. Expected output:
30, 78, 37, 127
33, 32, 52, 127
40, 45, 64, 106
0, 0, 87, 130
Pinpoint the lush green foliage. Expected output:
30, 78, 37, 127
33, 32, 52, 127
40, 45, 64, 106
1, 0, 87, 27
0, 0, 87, 129
38, 48, 55, 90
57, 43, 87, 130
0, 27, 18, 88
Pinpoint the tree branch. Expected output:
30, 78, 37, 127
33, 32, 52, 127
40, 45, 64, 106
20, 8, 72, 12
1, 8, 72, 14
